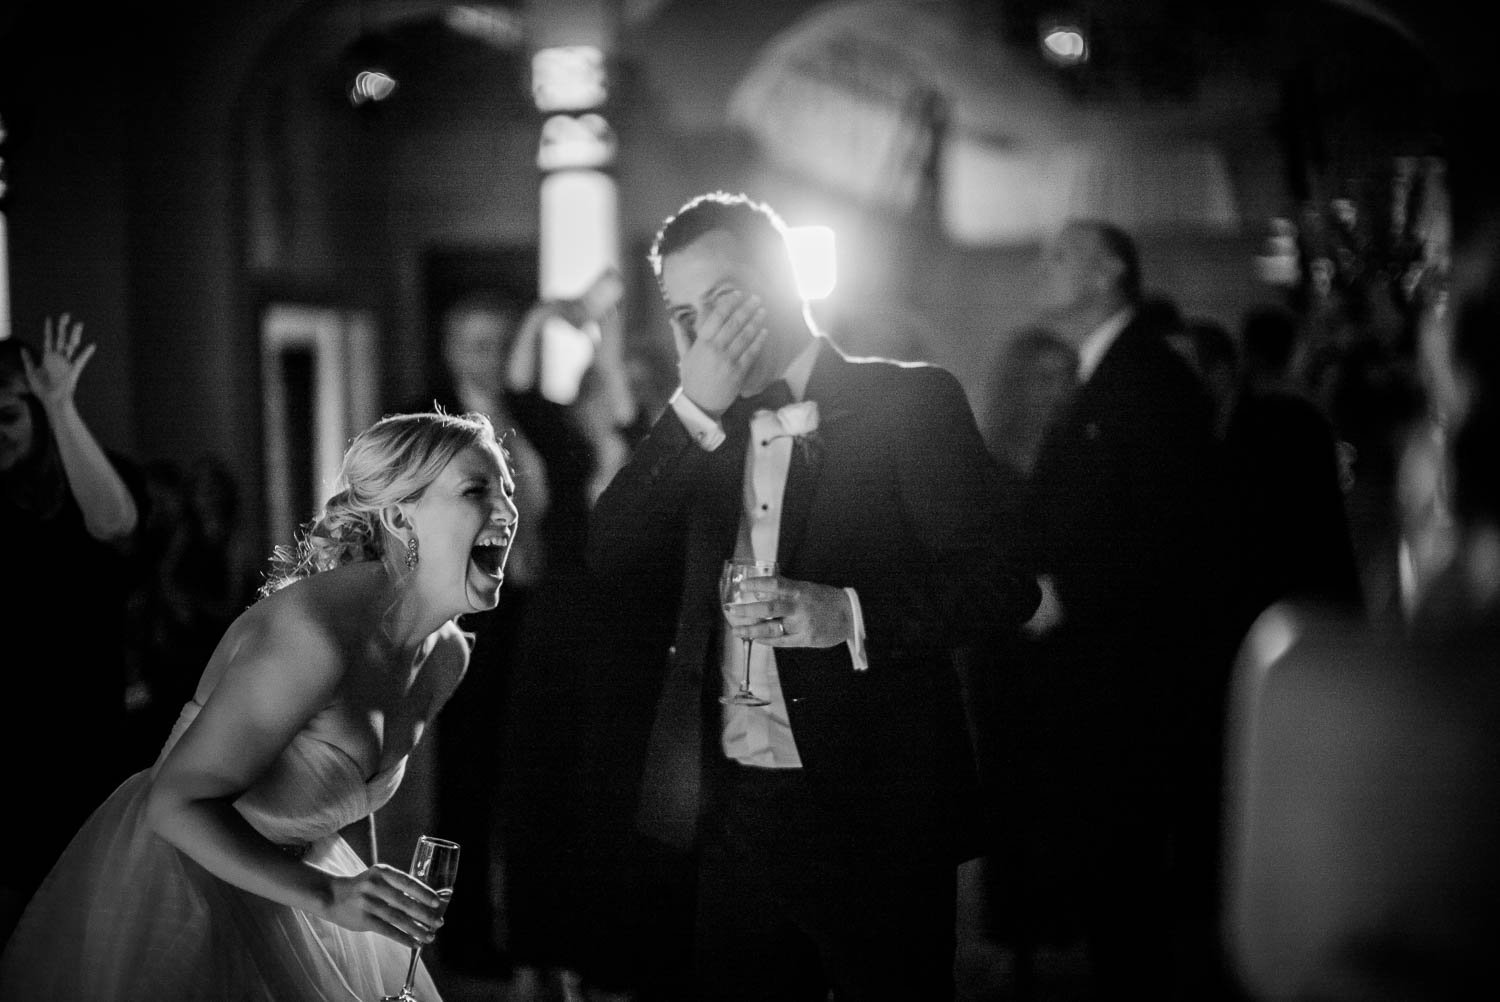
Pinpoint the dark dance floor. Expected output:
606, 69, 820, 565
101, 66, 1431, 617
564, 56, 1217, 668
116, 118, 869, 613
423, 863, 1095, 1002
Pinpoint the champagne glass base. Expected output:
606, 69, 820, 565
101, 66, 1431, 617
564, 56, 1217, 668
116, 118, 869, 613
721, 691, 771, 707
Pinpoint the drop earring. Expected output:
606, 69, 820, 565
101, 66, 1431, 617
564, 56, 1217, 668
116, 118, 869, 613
405, 536, 419, 570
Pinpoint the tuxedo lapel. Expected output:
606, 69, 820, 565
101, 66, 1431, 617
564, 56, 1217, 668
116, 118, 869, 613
778, 447, 816, 572
707, 401, 754, 560
635, 406, 750, 850
776, 340, 843, 572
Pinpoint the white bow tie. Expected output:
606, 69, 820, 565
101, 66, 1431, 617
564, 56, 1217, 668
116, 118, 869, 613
765, 399, 819, 438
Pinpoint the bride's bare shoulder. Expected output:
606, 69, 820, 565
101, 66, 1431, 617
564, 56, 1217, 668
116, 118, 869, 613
210, 566, 383, 677
254, 563, 383, 624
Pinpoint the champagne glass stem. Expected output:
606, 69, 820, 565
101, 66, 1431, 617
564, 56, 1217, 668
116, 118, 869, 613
400, 944, 421, 999
741, 638, 754, 694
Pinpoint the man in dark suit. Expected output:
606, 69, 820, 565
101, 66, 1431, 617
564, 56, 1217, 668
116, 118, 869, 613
1016, 220, 1229, 999
587, 192, 1038, 1001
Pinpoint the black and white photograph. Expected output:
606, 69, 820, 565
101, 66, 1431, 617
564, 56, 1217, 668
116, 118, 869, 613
1, 1, 1496, 999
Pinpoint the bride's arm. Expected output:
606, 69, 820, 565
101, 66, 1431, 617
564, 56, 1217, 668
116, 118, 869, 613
143, 604, 445, 946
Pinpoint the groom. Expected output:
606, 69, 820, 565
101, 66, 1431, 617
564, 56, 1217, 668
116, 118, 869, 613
587, 191, 1038, 1000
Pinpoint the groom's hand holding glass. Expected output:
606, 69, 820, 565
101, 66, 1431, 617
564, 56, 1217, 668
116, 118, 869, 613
723, 576, 856, 650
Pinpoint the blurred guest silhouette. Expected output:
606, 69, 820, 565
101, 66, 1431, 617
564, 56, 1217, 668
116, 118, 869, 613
1223, 592, 1499, 1002
152, 456, 260, 714
1223, 73, 1500, 997
1224, 254, 1500, 1002
1168, 318, 1241, 439
966, 324, 1082, 988
123, 457, 185, 767
0, 316, 143, 944
1015, 221, 1230, 999
619, 327, 680, 447
403, 290, 566, 978
1223, 305, 1363, 637
406, 282, 621, 989
981, 325, 1079, 516
1308, 324, 1425, 621
489, 281, 653, 998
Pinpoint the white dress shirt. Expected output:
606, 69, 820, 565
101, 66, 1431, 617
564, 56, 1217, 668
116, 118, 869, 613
669, 340, 869, 768
1076, 306, 1135, 384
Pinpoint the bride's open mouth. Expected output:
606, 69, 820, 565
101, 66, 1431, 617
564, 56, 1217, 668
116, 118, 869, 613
470, 534, 510, 579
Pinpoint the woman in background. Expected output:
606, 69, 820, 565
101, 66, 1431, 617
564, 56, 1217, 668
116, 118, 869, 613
0, 316, 142, 943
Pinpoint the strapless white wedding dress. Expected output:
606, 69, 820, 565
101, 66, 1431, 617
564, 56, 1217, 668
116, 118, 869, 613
0, 700, 440, 1001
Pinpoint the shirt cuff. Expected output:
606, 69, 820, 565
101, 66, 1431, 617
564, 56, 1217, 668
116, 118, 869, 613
843, 587, 869, 672
670, 386, 726, 451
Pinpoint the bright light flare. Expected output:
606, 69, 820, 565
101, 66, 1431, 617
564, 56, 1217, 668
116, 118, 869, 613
537, 113, 617, 171
785, 225, 836, 300
349, 70, 397, 106
1041, 26, 1088, 65
538, 169, 618, 404
532, 46, 607, 111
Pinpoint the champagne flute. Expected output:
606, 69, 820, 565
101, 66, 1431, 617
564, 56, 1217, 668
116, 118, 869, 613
381, 835, 460, 1002
719, 558, 778, 707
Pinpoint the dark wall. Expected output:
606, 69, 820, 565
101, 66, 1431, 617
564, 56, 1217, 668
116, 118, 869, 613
1, 2, 138, 454
1, 0, 307, 532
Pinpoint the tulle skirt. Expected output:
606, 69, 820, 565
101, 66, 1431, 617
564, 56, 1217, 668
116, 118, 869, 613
0, 771, 441, 1001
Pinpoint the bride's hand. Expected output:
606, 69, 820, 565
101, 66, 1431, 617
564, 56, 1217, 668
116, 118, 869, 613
323, 863, 445, 947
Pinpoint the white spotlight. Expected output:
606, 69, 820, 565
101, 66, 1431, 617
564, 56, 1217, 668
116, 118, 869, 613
785, 225, 836, 300
1040, 24, 1088, 66
532, 46, 607, 112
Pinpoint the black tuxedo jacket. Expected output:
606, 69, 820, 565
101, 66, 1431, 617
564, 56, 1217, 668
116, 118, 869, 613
587, 337, 1038, 858
1017, 311, 1227, 796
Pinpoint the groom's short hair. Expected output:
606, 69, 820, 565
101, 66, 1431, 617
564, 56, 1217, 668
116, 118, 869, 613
648, 191, 797, 302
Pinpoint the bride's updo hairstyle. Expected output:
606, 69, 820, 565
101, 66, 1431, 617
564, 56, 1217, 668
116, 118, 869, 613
259, 410, 498, 597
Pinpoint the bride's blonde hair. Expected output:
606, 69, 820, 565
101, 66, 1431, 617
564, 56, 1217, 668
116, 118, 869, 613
259, 409, 499, 596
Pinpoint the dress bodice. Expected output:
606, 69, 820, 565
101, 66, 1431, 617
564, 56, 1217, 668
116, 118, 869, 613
152, 701, 407, 848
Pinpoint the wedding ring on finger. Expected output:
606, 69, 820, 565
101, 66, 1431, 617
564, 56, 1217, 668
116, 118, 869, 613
775, 620, 786, 637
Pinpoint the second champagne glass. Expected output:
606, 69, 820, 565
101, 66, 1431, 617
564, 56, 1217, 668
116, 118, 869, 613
381, 835, 460, 1002
719, 558, 778, 707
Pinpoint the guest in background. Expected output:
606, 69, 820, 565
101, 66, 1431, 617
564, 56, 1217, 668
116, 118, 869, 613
405, 289, 586, 982
1170, 318, 1241, 439
1223, 215, 1500, 1002
1223, 304, 1363, 636
1016, 221, 1230, 1000
620, 328, 682, 447
981, 325, 1079, 515
965, 323, 1083, 993
123, 457, 185, 769
1308, 322, 1425, 621
411, 279, 633, 996
153, 455, 261, 718
487, 282, 653, 999
0, 316, 142, 945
